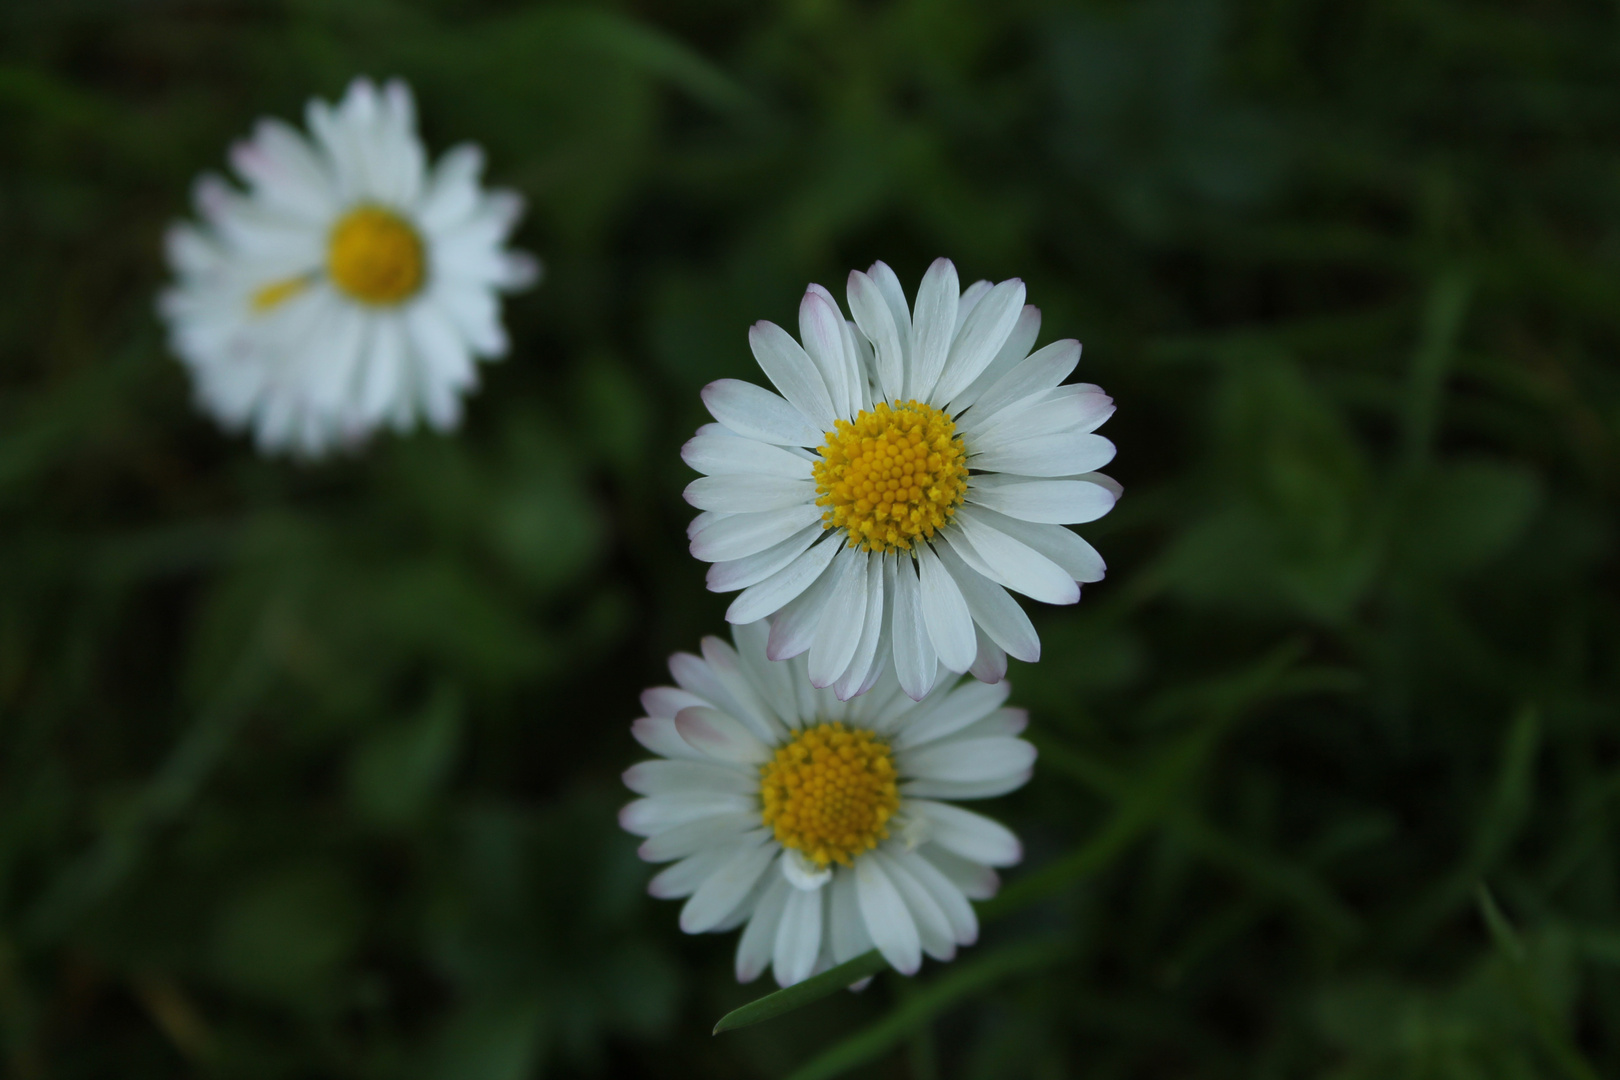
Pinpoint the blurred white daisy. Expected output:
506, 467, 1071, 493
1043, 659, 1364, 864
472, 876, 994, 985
159, 77, 538, 457
684, 258, 1117, 700
621, 622, 1032, 987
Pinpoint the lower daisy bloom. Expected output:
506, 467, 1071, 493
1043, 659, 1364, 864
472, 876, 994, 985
684, 258, 1118, 701
160, 77, 537, 457
620, 622, 1033, 986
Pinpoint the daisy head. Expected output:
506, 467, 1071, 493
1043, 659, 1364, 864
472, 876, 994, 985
621, 622, 1032, 987
684, 259, 1118, 701
159, 77, 539, 458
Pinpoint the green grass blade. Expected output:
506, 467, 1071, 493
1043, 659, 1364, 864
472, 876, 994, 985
712, 949, 889, 1035
1477, 886, 1601, 1080
784, 937, 1071, 1080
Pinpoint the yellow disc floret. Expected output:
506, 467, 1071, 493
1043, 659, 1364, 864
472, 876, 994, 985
813, 400, 969, 553
326, 205, 425, 306
759, 722, 901, 868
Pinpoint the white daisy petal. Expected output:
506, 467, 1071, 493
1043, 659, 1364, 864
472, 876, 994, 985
956, 339, 1080, 431
682, 432, 815, 478
707, 523, 823, 593
953, 508, 1082, 605
702, 379, 824, 446
773, 884, 825, 987
902, 773, 1033, 800
726, 537, 839, 625
951, 303, 1043, 413
828, 868, 875, 963
935, 537, 1041, 663
908, 257, 960, 401
917, 544, 978, 673
642, 687, 709, 719
748, 321, 838, 431
631, 715, 707, 761
967, 508, 1108, 583
688, 510, 734, 542
906, 801, 1022, 866
799, 289, 853, 420
931, 278, 1026, 407
649, 846, 732, 900
700, 636, 789, 742
875, 849, 956, 962
893, 679, 1011, 750
674, 706, 772, 766
958, 707, 1029, 741
867, 261, 915, 370
766, 554, 843, 661
967, 476, 1118, 525
415, 143, 484, 231
972, 389, 1116, 447
852, 557, 898, 700
847, 269, 905, 403
891, 555, 939, 700
970, 430, 1118, 477
689, 504, 826, 563
623, 759, 755, 797
685, 475, 819, 513
922, 846, 1000, 901
892, 847, 977, 946
1077, 471, 1124, 500
680, 836, 778, 934
160, 77, 533, 457
639, 812, 759, 862
619, 793, 757, 837
669, 652, 755, 731
736, 876, 791, 983
856, 853, 923, 975
732, 621, 800, 728
833, 554, 886, 701
837, 313, 874, 419
953, 280, 993, 334
229, 119, 336, 222
809, 550, 870, 689
969, 627, 1009, 684
900, 738, 1037, 785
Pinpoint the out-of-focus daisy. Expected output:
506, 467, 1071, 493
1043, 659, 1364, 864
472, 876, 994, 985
684, 259, 1117, 700
160, 77, 538, 457
620, 622, 1032, 987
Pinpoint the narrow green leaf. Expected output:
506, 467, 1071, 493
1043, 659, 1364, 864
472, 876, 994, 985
712, 949, 888, 1035
784, 937, 1070, 1080
1401, 269, 1473, 470
1477, 886, 1601, 1080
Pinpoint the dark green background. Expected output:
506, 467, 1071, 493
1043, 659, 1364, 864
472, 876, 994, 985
1, 0, 1617, 1076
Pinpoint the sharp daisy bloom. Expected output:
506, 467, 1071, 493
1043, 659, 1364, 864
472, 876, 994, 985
684, 258, 1118, 701
159, 77, 538, 457
620, 622, 1032, 987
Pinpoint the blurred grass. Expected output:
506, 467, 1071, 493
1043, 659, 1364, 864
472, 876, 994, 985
1, 0, 1618, 1077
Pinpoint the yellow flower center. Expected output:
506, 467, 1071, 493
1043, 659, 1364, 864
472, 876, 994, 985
812, 400, 969, 554
759, 722, 900, 868
326, 205, 425, 306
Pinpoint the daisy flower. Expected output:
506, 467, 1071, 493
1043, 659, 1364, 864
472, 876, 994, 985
159, 77, 538, 457
620, 622, 1032, 987
684, 259, 1118, 701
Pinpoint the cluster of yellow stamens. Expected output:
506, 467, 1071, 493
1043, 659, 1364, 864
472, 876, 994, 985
812, 400, 969, 553
326, 205, 425, 305
759, 723, 900, 868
